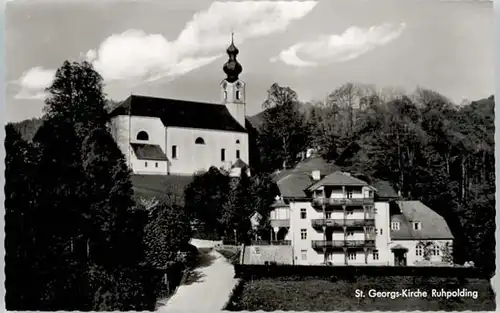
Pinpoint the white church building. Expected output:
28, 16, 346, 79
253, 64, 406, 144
109, 36, 250, 176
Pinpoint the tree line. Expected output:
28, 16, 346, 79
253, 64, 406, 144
5, 60, 494, 310
5, 61, 192, 310
253, 82, 495, 277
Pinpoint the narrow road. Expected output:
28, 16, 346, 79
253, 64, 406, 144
157, 239, 238, 313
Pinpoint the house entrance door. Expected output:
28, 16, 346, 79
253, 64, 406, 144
393, 250, 407, 266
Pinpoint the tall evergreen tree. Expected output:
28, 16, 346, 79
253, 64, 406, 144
5, 125, 38, 310
81, 127, 145, 268
184, 166, 230, 237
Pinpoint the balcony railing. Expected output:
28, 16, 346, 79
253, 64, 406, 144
311, 218, 375, 228
311, 197, 374, 207
251, 240, 291, 246
269, 219, 290, 228
311, 240, 376, 249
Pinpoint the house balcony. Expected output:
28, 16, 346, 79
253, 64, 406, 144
311, 218, 375, 228
311, 240, 376, 250
311, 197, 374, 209
270, 218, 290, 228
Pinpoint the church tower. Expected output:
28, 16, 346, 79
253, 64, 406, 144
221, 33, 246, 128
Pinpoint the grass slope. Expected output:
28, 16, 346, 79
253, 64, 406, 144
227, 276, 495, 311
131, 174, 193, 204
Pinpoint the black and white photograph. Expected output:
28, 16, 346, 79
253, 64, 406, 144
4, 0, 496, 311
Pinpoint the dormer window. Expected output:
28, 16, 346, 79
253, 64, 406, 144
413, 222, 422, 230
391, 222, 400, 230
137, 130, 149, 141
195, 137, 205, 145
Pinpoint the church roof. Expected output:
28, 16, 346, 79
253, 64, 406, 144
131, 143, 168, 161
110, 95, 247, 133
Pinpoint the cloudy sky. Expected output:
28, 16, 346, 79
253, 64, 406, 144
5, 0, 494, 122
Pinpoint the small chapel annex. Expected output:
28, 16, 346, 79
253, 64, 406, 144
109, 35, 251, 176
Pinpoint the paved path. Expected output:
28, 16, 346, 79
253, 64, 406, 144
157, 239, 238, 313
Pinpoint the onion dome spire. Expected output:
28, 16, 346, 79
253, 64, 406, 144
223, 32, 242, 83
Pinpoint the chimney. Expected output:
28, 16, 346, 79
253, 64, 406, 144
312, 170, 321, 181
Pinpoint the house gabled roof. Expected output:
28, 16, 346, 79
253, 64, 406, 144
390, 200, 454, 240
131, 143, 168, 161
110, 95, 247, 133
307, 171, 369, 191
231, 158, 248, 168
271, 157, 342, 182
277, 173, 313, 198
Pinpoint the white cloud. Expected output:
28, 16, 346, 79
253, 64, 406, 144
272, 23, 406, 67
14, 91, 48, 100
14, 67, 55, 100
16, 1, 317, 99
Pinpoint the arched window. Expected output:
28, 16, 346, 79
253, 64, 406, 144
236, 90, 240, 100
236, 139, 240, 144
137, 131, 149, 141
195, 137, 205, 144
224, 91, 227, 100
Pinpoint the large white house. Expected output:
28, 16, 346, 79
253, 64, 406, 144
244, 157, 454, 266
109, 37, 250, 176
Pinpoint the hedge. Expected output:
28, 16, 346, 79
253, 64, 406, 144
233, 264, 486, 279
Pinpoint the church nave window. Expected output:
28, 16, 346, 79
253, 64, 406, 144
172, 145, 177, 159
195, 137, 205, 144
221, 148, 226, 161
137, 130, 149, 141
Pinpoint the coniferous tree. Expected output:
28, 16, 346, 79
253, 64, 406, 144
184, 166, 230, 237
81, 127, 146, 268
5, 125, 38, 310
32, 117, 89, 310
